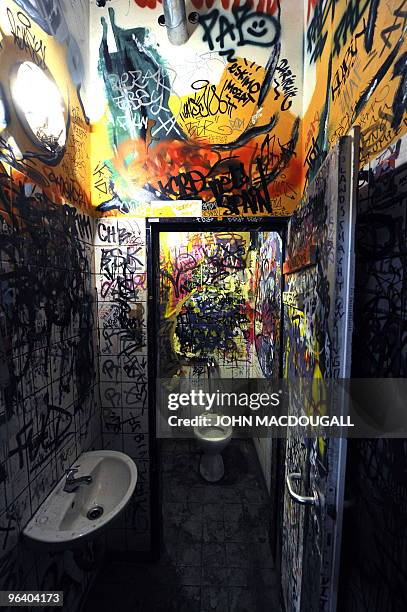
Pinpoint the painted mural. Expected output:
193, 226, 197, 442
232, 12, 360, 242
159, 229, 282, 378
89, 1, 304, 217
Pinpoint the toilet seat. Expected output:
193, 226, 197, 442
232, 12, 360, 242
193, 413, 233, 443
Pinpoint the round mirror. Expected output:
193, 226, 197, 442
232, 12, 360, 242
10, 61, 67, 153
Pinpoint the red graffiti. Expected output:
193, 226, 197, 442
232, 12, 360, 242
132, 0, 279, 13
113, 139, 221, 192
307, 0, 320, 21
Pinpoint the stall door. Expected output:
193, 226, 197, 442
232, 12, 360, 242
281, 133, 359, 612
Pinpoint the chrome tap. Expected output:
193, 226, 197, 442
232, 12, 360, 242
63, 468, 92, 493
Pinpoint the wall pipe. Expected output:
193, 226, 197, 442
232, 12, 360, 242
162, 0, 188, 45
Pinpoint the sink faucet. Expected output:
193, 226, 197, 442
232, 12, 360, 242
64, 468, 92, 493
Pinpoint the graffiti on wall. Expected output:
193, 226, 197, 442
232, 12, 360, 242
0, 0, 96, 598
2, 0, 403, 220
353, 140, 407, 376
0, 162, 96, 470
159, 231, 254, 377
337, 143, 407, 612
90, 0, 406, 218
12, 0, 88, 90
0, 0, 91, 209
282, 138, 357, 612
94, 217, 151, 547
91, 2, 302, 216
252, 231, 282, 377
159, 230, 282, 379
0, 160, 98, 593
304, 0, 407, 182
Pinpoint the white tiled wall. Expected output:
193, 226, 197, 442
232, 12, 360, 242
94, 217, 151, 553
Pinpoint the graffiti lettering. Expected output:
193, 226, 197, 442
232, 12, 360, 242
307, 0, 370, 63
181, 80, 237, 120
8, 405, 73, 472
47, 172, 87, 208
227, 60, 262, 103
199, 5, 281, 57
93, 162, 113, 196
7, 8, 46, 68
273, 58, 298, 111
99, 246, 144, 280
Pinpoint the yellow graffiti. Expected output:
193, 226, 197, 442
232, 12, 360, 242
170, 58, 266, 146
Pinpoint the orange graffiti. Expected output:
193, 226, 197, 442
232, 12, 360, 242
112, 139, 221, 191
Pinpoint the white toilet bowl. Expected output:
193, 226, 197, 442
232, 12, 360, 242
193, 413, 233, 482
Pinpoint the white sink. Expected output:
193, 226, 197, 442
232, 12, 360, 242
23, 450, 138, 546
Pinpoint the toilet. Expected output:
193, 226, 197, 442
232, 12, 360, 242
193, 413, 233, 482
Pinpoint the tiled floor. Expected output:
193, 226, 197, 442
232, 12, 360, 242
84, 439, 281, 611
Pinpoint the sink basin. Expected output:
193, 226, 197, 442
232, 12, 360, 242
23, 450, 137, 546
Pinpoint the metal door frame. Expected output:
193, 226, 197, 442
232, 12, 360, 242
146, 216, 288, 562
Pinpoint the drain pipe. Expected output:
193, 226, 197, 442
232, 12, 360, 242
163, 0, 188, 45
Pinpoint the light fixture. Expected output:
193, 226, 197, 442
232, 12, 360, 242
164, 231, 181, 252
10, 61, 67, 154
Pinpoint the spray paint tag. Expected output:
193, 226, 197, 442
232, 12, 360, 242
0, 313, 10, 387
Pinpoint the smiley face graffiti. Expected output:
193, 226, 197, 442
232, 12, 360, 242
198, 4, 281, 55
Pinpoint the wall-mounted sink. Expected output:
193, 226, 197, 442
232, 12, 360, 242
23, 450, 137, 547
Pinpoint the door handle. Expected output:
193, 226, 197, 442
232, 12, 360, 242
286, 472, 319, 506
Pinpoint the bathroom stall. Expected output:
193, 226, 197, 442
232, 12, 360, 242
146, 132, 358, 610
148, 218, 286, 564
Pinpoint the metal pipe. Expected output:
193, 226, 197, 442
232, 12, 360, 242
162, 0, 188, 45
